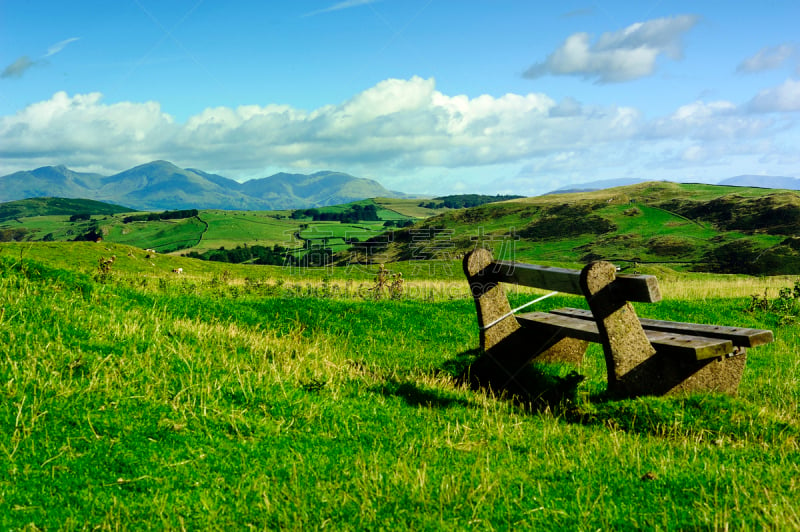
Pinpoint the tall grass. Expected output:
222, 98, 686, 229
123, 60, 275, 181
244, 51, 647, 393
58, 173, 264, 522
1, 248, 799, 529
656, 272, 798, 300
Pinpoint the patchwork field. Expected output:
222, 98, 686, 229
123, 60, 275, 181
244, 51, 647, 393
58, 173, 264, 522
0, 198, 431, 261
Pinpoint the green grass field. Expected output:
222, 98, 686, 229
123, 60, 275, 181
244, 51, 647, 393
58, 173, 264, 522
1, 242, 798, 529
106, 217, 207, 253
373, 197, 448, 218
193, 211, 299, 252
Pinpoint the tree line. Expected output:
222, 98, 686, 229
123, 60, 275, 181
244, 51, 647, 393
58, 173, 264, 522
183, 243, 292, 266
291, 204, 382, 223
418, 194, 525, 210
123, 209, 199, 223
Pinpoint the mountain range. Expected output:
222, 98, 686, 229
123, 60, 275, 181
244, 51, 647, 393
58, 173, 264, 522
3, 160, 799, 211
0, 160, 407, 211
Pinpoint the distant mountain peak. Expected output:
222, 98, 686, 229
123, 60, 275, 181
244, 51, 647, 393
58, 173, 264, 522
717, 175, 800, 189
548, 175, 800, 194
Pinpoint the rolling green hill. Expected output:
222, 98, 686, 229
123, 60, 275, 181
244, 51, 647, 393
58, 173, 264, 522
355, 182, 800, 275
0, 197, 132, 223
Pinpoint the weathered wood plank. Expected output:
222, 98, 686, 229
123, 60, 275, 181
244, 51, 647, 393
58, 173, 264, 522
517, 311, 734, 360
550, 307, 774, 348
613, 273, 662, 303
483, 260, 661, 302
640, 317, 772, 348
481, 261, 584, 295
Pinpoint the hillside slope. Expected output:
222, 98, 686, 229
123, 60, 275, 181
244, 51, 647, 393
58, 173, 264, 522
354, 182, 800, 274
4, 183, 800, 274
0, 197, 132, 223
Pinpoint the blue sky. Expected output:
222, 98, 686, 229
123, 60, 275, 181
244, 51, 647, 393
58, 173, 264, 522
2, 1, 800, 196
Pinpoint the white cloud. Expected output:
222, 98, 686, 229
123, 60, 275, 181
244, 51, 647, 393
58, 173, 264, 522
0, 78, 642, 179
548, 97, 583, 117
644, 100, 780, 173
737, 44, 795, 73
1, 76, 797, 193
747, 78, 800, 112
524, 15, 700, 83
0, 91, 175, 169
172, 76, 644, 172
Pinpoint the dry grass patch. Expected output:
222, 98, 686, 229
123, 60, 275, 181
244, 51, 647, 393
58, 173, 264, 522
660, 275, 798, 300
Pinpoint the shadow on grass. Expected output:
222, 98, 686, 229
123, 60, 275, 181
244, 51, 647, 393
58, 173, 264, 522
368, 349, 582, 412
440, 350, 800, 445
443, 348, 586, 413
375, 378, 475, 409
569, 393, 800, 444
370, 349, 799, 445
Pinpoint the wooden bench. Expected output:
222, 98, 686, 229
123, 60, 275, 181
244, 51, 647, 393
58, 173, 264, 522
463, 248, 774, 397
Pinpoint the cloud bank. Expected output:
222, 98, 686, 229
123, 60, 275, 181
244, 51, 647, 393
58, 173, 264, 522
0, 76, 797, 194
747, 78, 800, 112
524, 15, 700, 83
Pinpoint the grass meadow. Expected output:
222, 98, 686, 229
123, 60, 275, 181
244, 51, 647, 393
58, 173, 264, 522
1, 242, 799, 530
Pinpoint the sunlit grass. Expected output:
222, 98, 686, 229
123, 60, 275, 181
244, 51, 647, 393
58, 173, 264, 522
1, 242, 799, 529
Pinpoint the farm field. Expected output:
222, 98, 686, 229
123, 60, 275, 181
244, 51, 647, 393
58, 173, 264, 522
373, 197, 448, 218
1, 241, 799, 529
190, 210, 299, 253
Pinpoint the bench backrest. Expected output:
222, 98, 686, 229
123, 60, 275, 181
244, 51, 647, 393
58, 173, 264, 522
477, 259, 662, 303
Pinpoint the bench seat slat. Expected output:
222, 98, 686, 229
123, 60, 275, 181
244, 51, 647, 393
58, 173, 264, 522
484, 261, 661, 302
517, 311, 734, 360
549, 307, 774, 348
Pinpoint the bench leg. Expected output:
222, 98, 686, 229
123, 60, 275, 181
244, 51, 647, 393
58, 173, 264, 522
581, 261, 746, 397
535, 337, 588, 366
463, 249, 588, 398
581, 261, 658, 397
464, 248, 588, 366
